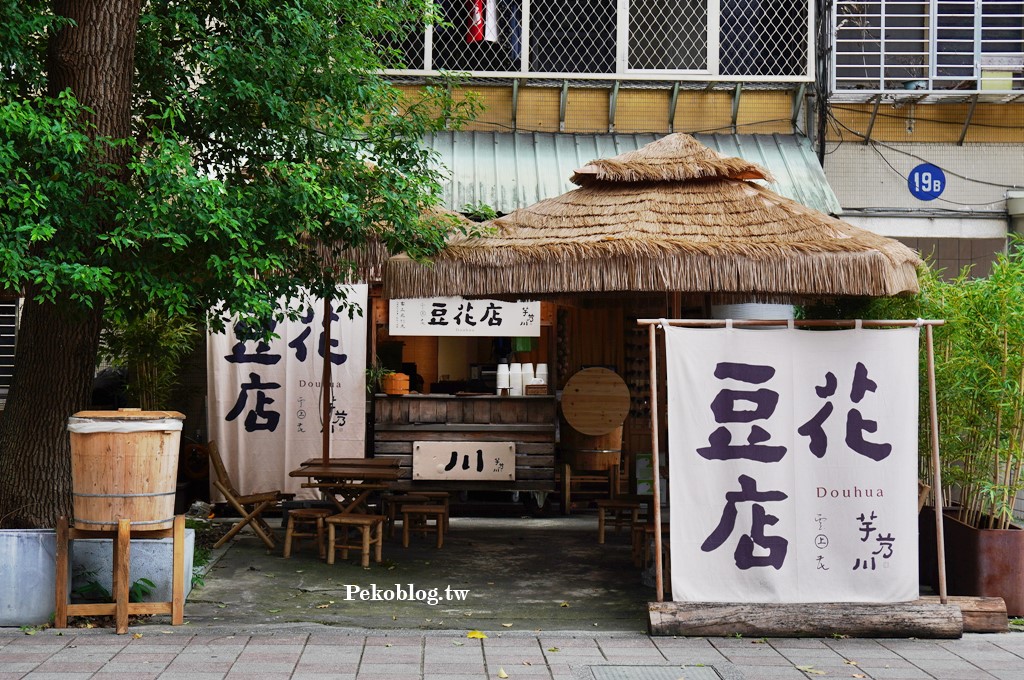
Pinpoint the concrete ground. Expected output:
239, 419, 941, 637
185, 515, 651, 632
3, 514, 1024, 679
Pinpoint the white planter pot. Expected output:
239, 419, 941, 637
0, 529, 59, 626
71, 529, 195, 602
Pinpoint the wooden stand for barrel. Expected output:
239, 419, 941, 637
559, 368, 630, 513
54, 516, 185, 634
560, 426, 623, 511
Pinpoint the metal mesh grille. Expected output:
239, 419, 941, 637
720, 0, 809, 75
833, 0, 1024, 92
629, 0, 708, 70
381, 0, 812, 79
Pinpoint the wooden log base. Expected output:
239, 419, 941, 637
918, 596, 1008, 633
648, 600, 964, 639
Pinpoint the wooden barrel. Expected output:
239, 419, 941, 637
67, 409, 185, 531
563, 426, 623, 472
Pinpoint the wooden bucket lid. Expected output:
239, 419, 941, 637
561, 367, 630, 436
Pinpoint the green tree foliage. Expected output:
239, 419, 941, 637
0, 1, 477, 527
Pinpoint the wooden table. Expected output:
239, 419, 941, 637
289, 460, 401, 514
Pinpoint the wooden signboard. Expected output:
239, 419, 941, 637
413, 441, 516, 481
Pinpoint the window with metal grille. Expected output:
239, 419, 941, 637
380, 0, 812, 79
0, 301, 17, 411
833, 0, 1024, 92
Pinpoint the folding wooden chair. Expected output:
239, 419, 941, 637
208, 441, 294, 550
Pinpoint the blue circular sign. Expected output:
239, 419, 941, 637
908, 163, 946, 201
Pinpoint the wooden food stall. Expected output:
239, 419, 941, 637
368, 295, 560, 495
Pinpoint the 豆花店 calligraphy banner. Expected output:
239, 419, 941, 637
207, 286, 367, 499
664, 325, 919, 603
389, 297, 540, 336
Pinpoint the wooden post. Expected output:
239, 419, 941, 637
322, 296, 332, 465
648, 321, 664, 602
54, 517, 70, 628
114, 519, 131, 634
172, 515, 186, 624
926, 323, 948, 603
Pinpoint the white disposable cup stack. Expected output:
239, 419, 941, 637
496, 364, 511, 390
509, 363, 523, 396
535, 363, 548, 384
521, 362, 534, 385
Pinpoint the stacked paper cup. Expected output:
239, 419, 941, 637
535, 363, 548, 385
509, 362, 523, 396
522, 362, 535, 386
496, 363, 510, 394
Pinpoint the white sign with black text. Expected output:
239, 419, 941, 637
664, 325, 919, 603
413, 441, 516, 481
389, 298, 540, 336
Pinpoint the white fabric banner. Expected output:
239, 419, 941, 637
664, 325, 919, 603
207, 286, 368, 499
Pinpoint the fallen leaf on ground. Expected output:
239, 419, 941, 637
467, 630, 488, 639
501, 623, 513, 628
267, 609, 281, 613
559, 602, 570, 607
497, 669, 509, 678
316, 604, 330, 609
852, 674, 867, 678
796, 665, 825, 675
547, 647, 560, 652
132, 633, 143, 639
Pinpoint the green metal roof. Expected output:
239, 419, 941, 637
425, 131, 842, 216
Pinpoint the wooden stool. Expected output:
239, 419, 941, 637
283, 507, 332, 559
325, 514, 384, 567
382, 493, 431, 538
632, 521, 669, 568
412, 492, 450, 531
595, 498, 641, 544
401, 504, 446, 549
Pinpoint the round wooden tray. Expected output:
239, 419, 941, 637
561, 367, 630, 436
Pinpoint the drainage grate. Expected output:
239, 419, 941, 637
591, 666, 724, 680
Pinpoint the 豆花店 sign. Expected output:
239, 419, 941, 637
413, 441, 515, 481
389, 297, 540, 336
664, 324, 919, 603
207, 286, 367, 498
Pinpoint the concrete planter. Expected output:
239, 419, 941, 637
71, 528, 195, 603
0, 529, 59, 626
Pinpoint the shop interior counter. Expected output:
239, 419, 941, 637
373, 394, 557, 492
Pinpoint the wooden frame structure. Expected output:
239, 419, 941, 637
54, 515, 186, 635
637, 318, 954, 634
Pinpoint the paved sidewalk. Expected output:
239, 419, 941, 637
3, 626, 1024, 680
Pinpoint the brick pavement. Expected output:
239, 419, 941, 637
3, 628, 1024, 680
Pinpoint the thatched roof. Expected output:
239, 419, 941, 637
385, 134, 922, 299
571, 133, 774, 185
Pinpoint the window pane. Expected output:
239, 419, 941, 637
628, 0, 708, 70
720, 0, 809, 76
529, 0, 617, 73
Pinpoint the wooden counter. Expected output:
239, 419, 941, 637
373, 395, 557, 491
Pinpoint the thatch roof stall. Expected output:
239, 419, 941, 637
384, 134, 922, 300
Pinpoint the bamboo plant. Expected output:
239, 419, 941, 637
918, 246, 1024, 530
824, 245, 1024, 530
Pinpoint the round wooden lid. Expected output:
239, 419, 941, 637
561, 367, 630, 436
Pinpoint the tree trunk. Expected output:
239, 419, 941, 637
0, 1, 141, 528
0, 294, 102, 527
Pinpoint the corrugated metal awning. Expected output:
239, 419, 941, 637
425, 131, 841, 216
